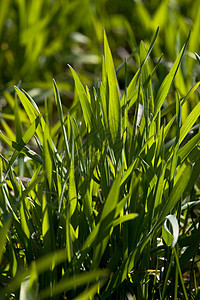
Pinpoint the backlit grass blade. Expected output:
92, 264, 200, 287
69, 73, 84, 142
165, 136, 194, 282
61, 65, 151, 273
154, 163, 167, 211
157, 163, 192, 225
71, 117, 86, 171
169, 93, 181, 187
43, 123, 53, 189
112, 213, 138, 227
161, 81, 200, 117
68, 158, 77, 217
20, 168, 44, 202
68, 65, 93, 131
20, 199, 30, 240
0, 129, 43, 165
179, 100, 200, 144
1, 119, 16, 140
154, 33, 190, 120
82, 166, 123, 251
0, 216, 12, 264
5, 115, 41, 176
14, 86, 39, 120
140, 40, 154, 113
42, 193, 51, 254
178, 131, 200, 163
14, 96, 22, 142
121, 27, 159, 109
103, 30, 121, 145
186, 5, 200, 75
53, 79, 71, 160
14, 94, 24, 177
14, 86, 45, 143
100, 56, 108, 128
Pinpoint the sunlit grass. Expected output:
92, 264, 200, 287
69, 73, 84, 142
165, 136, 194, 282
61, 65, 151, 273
0, 26, 200, 299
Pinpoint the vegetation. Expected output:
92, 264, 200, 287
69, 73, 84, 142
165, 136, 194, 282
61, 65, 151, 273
0, 1, 200, 299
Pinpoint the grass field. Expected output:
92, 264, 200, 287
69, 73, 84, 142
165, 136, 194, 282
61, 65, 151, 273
0, 1, 200, 299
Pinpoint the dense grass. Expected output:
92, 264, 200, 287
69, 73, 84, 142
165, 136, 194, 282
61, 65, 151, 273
1, 0, 200, 95
0, 0, 200, 299
0, 26, 200, 299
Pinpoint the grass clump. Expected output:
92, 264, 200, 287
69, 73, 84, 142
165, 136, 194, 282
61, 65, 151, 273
0, 29, 200, 299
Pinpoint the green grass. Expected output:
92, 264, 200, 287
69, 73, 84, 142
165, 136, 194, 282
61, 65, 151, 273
0, 27, 200, 299
1, 0, 200, 98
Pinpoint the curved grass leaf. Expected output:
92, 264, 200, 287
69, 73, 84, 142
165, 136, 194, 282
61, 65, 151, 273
14, 86, 45, 143
68, 65, 92, 131
162, 214, 179, 248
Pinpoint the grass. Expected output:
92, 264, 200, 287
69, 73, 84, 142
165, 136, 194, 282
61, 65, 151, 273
0, 26, 200, 299
1, 0, 200, 96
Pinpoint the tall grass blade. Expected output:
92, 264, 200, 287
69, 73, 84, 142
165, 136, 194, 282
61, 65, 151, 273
68, 65, 93, 131
103, 30, 121, 146
154, 33, 190, 120
53, 79, 71, 159
157, 163, 192, 225
179, 100, 200, 144
0, 216, 12, 264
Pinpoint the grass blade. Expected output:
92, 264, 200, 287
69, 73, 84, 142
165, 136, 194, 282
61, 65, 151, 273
104, 30, 121, 145
0, 216, 12, 264
154, 33, 190, 120
68, 65, 93, 131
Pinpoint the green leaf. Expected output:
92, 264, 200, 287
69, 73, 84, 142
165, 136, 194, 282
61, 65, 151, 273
53, 79, 71, 159
68, 65, 93, 131
179, 100, 200, 144
82, 166, 123, 251
157, 163, 192, 225
5, 115, 41, 176
0, 216, 12, 264
68, 158, 77, 217
112, 213, 138, 227
179, 131, 200, 163
14, 86, 45, 143
104, 30, 121, 145
39, 269, 108, 299
154, 34, 190, 120
43, 123, 53, 188
162, 215, 179, 248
